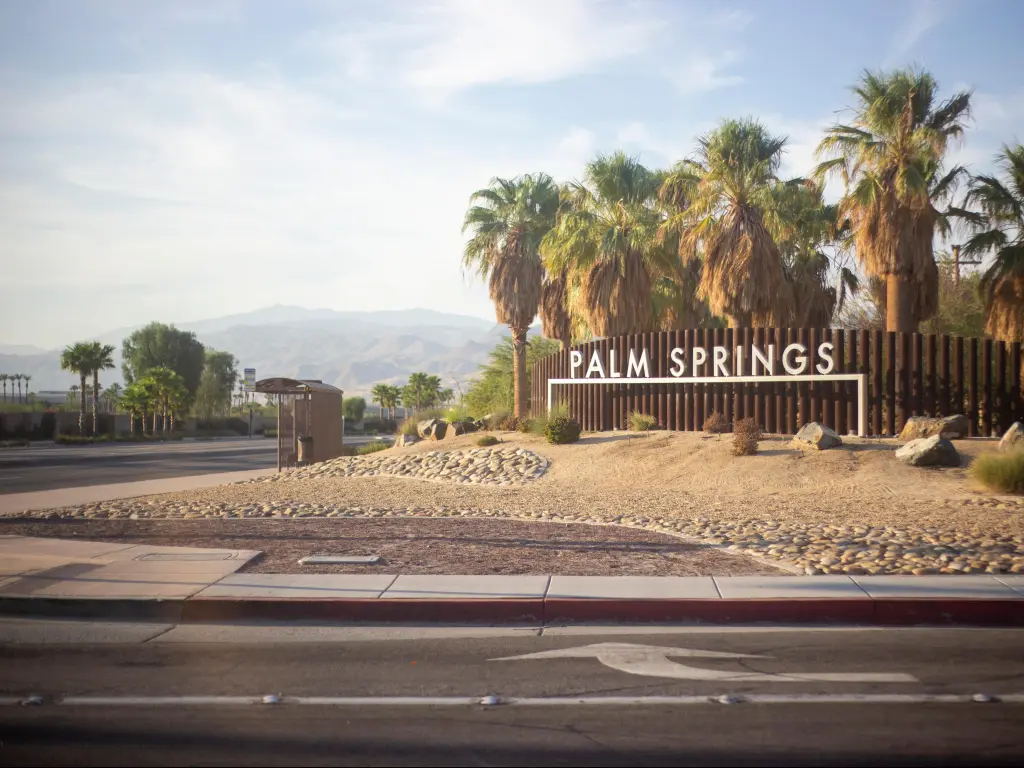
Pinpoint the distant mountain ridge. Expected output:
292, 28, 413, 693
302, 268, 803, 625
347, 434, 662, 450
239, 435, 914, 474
0, 305, 537, 397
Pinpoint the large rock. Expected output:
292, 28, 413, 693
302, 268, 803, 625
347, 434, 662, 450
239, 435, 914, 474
895, 435, 961, 467
792, 422, 843, 450
394, 434, 419, 447
417, 419, 447, 440
898, 414, 969, 441
1000, 422, 1024, 451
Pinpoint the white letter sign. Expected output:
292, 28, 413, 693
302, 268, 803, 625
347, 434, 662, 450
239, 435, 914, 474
713, 346, 730, 377
816, 342, 835, 375
782, 343, 808, 375
627, 349, 650, 378
692, 347, 707, 374
586, 350, 606, 378
570, 350, 583, 378
669, 348, 687, 377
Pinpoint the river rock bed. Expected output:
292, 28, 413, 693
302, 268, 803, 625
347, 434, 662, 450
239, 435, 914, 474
251, 447, 550, 487
14, 500, 1024, 576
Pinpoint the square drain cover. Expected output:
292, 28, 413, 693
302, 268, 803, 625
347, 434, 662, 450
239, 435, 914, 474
299, 555, 382, 566
136, 553, 237, 562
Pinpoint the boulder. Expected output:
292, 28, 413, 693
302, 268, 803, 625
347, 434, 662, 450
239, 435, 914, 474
792, 422, 843, 450
417, 419, 447, 440
894, 435, 961, 467
898, 414, 969, 441
394, 434, 419, 447
999, 422, 1024, 451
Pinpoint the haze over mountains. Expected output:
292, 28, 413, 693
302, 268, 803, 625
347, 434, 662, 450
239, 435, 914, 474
0, 306, 538, 397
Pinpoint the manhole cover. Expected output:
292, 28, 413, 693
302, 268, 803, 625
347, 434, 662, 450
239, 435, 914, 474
136, 553, 237, 562
298, 555, 382, 566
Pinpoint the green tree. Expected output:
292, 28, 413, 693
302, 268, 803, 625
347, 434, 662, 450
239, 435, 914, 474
661, 119, 791, 327
463, 173, 559, 418
142, 367, 187, 434
543, 153, 674, 336
0, 374, 8, 402
401, 372, 442, 413
120, 381, 152, 436
343, 396, 366, 423
370, 384, 388, 419
82, 342, 116, 436
960, 144, 1024, 343
121, 322, 206, 405
465, 337, 562, 417
815, 67, 971, 332
60, 343, 95, 435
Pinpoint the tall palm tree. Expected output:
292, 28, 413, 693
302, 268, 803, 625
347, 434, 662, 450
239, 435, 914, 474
661, 118, 791, 327
815, 67, 971, 333
105, 383, 123, 413
0, 374, 7, 403
370, 383, 388, 420
60, 344, 94, 435
11, 374, 22, 404
463, 173, 559, 418
543, 153, 673, 339
22, 375, 31, 405
386, 385, 402, 420
82, 343, 116, 436
960, 144, 1024, 344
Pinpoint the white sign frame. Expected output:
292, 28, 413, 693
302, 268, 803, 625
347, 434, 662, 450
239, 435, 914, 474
548, 373, 868, 437
243, 368, 256, 393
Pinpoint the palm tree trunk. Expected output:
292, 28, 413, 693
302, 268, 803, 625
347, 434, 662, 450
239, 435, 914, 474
78, 374, 87, 435
886, 274, 914, 333
152, 407, 158, 435
92, 371, 100, 437
511, 326, 529, 419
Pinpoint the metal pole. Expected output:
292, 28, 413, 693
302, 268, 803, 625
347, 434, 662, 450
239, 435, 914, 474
953, 244, 961, 286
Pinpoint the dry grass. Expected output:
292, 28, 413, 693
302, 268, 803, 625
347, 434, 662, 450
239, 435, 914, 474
970, 449, 1024, 494
702, 412, 729, 434
732, 418, 762, 456
628, 411, 658, 431
143, 431, 1024, 534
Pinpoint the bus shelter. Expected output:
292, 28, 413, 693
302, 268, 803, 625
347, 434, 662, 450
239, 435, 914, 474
254, 378, 343, 470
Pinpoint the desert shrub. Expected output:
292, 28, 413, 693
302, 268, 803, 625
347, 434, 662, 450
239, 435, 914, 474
397, 417, 420, 437
476, 434, 499, 447
545, 415, 582, 444
703, 412, 729, 434
969, 450, 1024, 494
629, 411, 657, 432
499, 415, 523, 431
482, 410, 508, 431
356, 440, 389, 455
732, 417, 762, 456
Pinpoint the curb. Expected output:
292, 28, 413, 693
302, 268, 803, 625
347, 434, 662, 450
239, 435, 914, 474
1, 597, 1022, 626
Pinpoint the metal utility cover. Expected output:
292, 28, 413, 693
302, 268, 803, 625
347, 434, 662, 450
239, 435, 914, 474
137, 553, 238, 562
298, 555, 382, 565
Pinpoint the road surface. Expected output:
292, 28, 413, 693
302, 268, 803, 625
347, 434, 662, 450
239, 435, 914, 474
0, 436, 383, 493
0, 621, 1022, 766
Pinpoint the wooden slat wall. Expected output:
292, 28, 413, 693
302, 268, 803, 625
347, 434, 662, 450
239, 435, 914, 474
529, 328, 1024, 437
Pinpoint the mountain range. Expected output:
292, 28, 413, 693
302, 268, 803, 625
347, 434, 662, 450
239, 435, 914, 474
0, 306, 538, 398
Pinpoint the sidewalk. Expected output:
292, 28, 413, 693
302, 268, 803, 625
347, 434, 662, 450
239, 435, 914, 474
0, 469, 275, 516
0, 535, 1022, 626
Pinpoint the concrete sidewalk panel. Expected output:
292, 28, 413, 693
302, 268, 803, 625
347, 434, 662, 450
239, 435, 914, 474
193, 574, 398, 600
383, 575, 550, 599
0, 569, 216, 599
101, 544, 261, 564
714, 576, 870, 600
993, 575, 1024, 596
547, 576, 719, 600
0, 537, 135, 559
850, 575, 1024, 599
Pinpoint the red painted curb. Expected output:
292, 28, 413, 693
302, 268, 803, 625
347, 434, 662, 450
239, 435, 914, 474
181, 598, 544, 624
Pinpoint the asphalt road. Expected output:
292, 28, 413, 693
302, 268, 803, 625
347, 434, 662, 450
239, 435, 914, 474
1, 623, 1022, 766
0, 436, 383, 493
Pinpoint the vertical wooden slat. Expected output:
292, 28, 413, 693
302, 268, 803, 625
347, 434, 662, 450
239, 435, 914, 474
883, 332, 895, 436
912, 332, 923, 418
846, 331, 858, 435
796, 328, 808, 428
996, 341, 1009, 434
600, 336, 609, 430
896, 332, 909, 432
953, 336, 965, 424
753, 327, 764, 429
710, 328, 721, 418
982, 338, 993, 437
782, 329, 794, 433
968, 337, 979, 437
938, 335, 950, 418
858, 330, 870, 436
684, 329, 694, 431
658, 330, 667, 429
700, 328, 711, 428
924, 334, 936, 417
834, 329, 845, 434
724, 328, 734, 425
1011, 342, 1022, 426
770, 328, 781, 434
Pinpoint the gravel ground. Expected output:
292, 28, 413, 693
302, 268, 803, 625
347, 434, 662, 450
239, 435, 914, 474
0, 517, 785, 576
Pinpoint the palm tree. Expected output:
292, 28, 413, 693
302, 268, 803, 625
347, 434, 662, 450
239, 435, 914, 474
543, 153, 673, 338
960, 144, 1024, 344
386, 385, 402, 420
22, 375, 31, 405
105, 383, 123, 413
463, 172, 559, 418
60, 344, 94, 435
660, 118, 791, 327
815, 68, 971, 333
370, 383, 388, 420
11, 374, 22, 404
82, 343, 116, 436
0, 374, 7, 403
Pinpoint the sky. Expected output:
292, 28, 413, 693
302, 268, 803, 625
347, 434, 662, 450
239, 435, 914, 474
1, 0, 1023, 349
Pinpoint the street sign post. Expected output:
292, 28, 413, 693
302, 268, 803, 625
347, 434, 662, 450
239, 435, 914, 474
244, 369, 256, 439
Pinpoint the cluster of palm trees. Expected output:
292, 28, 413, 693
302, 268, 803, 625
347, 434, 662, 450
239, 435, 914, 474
59, 342, 116, 436
0, 373, 33, 404
119, 368, 188, 436
463, 67, 1024, 417
371, 372, 455, 419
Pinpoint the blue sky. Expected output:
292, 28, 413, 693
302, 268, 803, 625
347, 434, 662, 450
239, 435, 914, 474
1, 0, 1022, 347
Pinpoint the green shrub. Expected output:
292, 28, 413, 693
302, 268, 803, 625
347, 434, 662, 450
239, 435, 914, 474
703, 412, 729, 434
397, 417, 420, 437
732, 418, 762, 456
356, 440, 389, 455
970, 449, 1024, 494
476, 434, 500, 447
545, 415, 582, 444
628, 411, 658, 432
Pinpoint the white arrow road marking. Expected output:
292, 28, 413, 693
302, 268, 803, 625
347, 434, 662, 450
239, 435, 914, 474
492, 643, 918, 683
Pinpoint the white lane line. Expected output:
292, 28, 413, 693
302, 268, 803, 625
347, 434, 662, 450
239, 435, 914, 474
5, 693, 1022, 707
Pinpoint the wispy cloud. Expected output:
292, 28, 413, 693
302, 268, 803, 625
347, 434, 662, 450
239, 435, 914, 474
671, 51, 744, 94
887, 0, 949, 62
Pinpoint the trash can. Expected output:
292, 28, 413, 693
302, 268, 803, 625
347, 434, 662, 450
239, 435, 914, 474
297, 436, 314, 466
